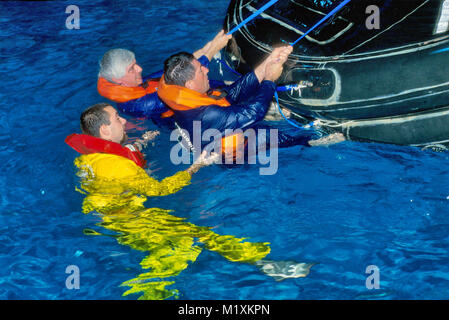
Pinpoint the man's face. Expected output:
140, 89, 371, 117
102, 106, 127, 144
114, 59, 143, 87
187, 59, 210, 94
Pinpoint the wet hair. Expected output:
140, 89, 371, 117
80, 103, 111, 137
98, 49, 135, 82
163, 52, 196, 86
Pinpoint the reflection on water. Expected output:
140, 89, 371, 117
76, 167, 271, 299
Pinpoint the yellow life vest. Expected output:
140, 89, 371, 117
72, 153, 270, 300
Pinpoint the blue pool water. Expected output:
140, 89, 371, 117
2, 0, 449, 300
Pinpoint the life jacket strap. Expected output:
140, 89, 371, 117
206, 88, 228, 100
174, 121, 196, 153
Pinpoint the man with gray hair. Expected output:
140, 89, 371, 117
97, 30, 231, 121
98, 49, 143, 88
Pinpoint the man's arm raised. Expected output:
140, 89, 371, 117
193, 30, 232, 61
254, 45, 293, 83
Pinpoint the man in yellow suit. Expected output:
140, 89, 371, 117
66, 103, 314, 299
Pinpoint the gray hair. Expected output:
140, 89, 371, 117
98, 49, 135, 82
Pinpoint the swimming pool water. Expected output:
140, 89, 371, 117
2, 0, 449, 300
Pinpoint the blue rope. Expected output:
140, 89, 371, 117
217, 58, 243, 77
216, 58, 312, 130
227, 0, 280, 35
217, 60, 311, 129
274, 91, 314, 130
219, 0, 353, 131
290, 0, 352, 46
431, 47, 449, 54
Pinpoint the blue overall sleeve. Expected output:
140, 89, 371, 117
175, 80, 276, 135
117, 93, 169, 118
223, 72, 261, 105
197, 55, 210, 69
202, 80, 275, 131
252, 123, 316, 148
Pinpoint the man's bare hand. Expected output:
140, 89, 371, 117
141, 130, 160, 142
264, 62, 284, 82
255, 45, 293, 83
194, 150, 220, 166
269, 45, 293, 64
194, 30, 232, 60
308, 133, 345, 147
264, 45, 293, 82
186, 151, 220, 176
132, 130, 160, 150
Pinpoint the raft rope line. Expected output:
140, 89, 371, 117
219, 0, 355, 132
218, 48, 356, 134
217, 54, 313, 130
283, 0, 351, 129
221, 0, 446, 147
227, 0, 280, 35
289, 0, 352, 46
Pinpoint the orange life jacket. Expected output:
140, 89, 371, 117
97, 77, 158, 103
97, 77, 174, 118
158, 75, 246, 157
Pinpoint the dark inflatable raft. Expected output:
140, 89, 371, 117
222, 0, 449, 147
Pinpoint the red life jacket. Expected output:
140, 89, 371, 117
65, 133, 146, 168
